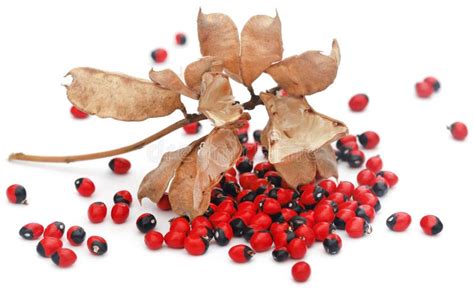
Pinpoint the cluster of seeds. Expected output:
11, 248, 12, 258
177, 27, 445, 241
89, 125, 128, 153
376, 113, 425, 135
19, 220, 107, 268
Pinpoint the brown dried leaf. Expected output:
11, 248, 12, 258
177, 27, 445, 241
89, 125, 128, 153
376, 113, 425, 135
193, 128, 242, 217
149, 69, 197, 99
65, 67, 183, 121
197, 9, 241, 82
240, 14, 283, 86
314, 144, 338, 181
265, 39, 340, 96
198, 72, 243, 127
184, 57, 224, 94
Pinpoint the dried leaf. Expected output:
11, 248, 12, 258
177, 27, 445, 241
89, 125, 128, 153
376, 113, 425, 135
198, 72, 243, 127
137, 138, 203, 204
193, 128, 241, 216
149, 69, 197, 99
184, 57, 224, 94
265, 40, 340, 96
314, 144, 338, 180
65, 67, 183, 121
260, 92, 347, 188
197, 9, 241, 82
240, 14, 283, 86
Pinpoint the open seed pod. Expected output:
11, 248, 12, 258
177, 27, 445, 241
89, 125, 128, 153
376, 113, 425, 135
260, 93, 347, 188
138, 120, 246, 218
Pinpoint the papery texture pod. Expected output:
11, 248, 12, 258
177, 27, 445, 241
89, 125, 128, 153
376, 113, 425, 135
198, 9, 241, 82
65, 67, 183, 121
260, 92, 347, 187
149, 69, 197, 99
266, 39, 340, 96
184, 57, 224, 94
198, 72, 243, 127
240, 14, 283, 86
137, 137, 205, 204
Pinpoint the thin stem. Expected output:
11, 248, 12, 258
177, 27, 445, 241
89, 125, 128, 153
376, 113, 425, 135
8, 92, 263, 163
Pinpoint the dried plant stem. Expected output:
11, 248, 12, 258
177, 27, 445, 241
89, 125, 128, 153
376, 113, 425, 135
8, 92, 264, 164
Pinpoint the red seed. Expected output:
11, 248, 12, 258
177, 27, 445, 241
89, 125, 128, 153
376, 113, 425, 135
420, 215, 443, 235
423, 76, 440, 92
366, 155, 383, 172
228, 244, 255, 263
337, 181, 355, 198
318, 179, 337, 195
70, 106, 88, 119
288, 238, 307, 259
37, 237, 63, 258
294, 224, 315, 247
386, 212, 411, 232
164, 231, 186, 249
242, 143, 258, 160
51, 248, 77, 268
6, 184, 27, 204
175, 32, 187, 45
19, 223, 44, 240
357, 169, 377, 186
313, 222, 335, 242
415, 81, 433, 98
66, 226, 86, 246
87, 236, 108, 255
74, 178, 95, 197
88, 202, 107, 223
157, 194, 171, 211
169, 216, 190, 233
184, 235, 209, 256
449, 122, 468, 141
108, 157, 131, 174
358, 131, 380, 149
313, 205, 335, 224
151, 48, 167, 63
183, 122, 201, 134
292, 261, 311, 282
249, 231, 273, 252
44, 222, 65, 239
111, 203, 130, 224
376, 171, 398, 187
113, 190, 133, 206
355, 204, 376, 223
346, 217, 371, 238
348, 93, 369, 112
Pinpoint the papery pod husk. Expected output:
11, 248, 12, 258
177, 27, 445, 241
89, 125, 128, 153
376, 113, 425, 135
198, 9, 241, 82
137, 137, 205, 204
240, 14, 283, 86
265, 39, 340, 96
184, 57, 224, 94
65, 67, 183, 121
198, 72, 243, 127
149, 69, 198, 99
260, 92, 347, 188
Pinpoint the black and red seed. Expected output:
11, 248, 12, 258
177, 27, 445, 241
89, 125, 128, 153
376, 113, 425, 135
37, 237, 63, 258
420, 215, 443, 236
449, 122, 468, 141
151, 48, 168, 63
358, 131, 380, 149
184, 235, 209, 256
323, 233, 342, 255
44, 221, 65, 239
113, 190, 133, 206
109, 157, 131, 174
6, 184, 27, 204
175, 33, 187, 45
51, 248, 77, 268
74, 178, 95, 197
348, 94, 369, 112
19, 223, 44, 240
87, 236, 108, 255
136, 213, 157, 233
229, 244, 255, 263
272, 247, 290, 262
67, 226, 86, 246
386, 212, 412, 232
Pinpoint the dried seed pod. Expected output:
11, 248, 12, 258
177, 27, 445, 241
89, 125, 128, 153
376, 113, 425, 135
65, 67, 183, 121
149, 68, 197, 99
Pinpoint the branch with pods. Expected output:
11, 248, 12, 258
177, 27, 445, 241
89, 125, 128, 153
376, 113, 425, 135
9, 9, 348, 219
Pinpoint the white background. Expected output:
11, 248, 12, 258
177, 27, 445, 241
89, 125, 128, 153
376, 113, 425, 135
1, 0, 473, 289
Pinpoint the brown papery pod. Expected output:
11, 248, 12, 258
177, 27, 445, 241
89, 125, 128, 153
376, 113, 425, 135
266, 39, 340, 96
149, 68, 198, 99
240, 14, 283, 86
314, 144, 339, 181
137, 137, 205, 204
168, 126, 242, 218
65, 68, 184, 121
198, 9, 242, 82
184, 57, 224, 94
260, 92, 347, 188
198, 72, 243, 127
